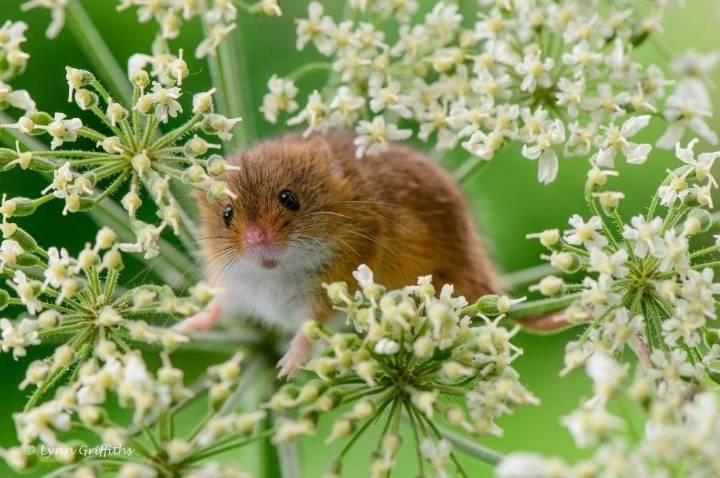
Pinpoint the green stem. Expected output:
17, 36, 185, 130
200, 3, 254, 150
463, 293, 580, 319
433, 422, 504, 466
501, 263, 558, 290
455, 155, 493, 184
66, 0, 132, 104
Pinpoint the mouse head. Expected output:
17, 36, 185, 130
200, 134, 356, 272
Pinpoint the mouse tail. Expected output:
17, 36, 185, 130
513, 310, 573, 334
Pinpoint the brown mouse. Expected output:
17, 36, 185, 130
177, 131, 502, 376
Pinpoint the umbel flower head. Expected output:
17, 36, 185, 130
498, 353, 720, 477
268, 265, 537, 477
0, 49, 241, 258
0, 225, 217, 408
0, 20, 35, 114
527, 139, 720, 379
264, 0, 716, 183
1, 350, 267, 477
24, 0, 282, 57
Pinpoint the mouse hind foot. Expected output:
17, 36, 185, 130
277, 330, 312, 379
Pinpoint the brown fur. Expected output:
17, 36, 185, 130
198, 131, 501, 323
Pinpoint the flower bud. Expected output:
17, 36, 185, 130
38, 309, 61, 328
182, 164, 207, 184
326, 418, 353, 444
530, 275, 565, 296
549, 251, 581, 272
351, 399, 374, 420
193, 88, 216, 114
412, 336, 434, 358
102, 248, 123, 270
131, 152, 151, 176
302, 320, 321, 340
374, 338, 400, 355
184, 136, 210, 156
107, 102, 128, 126
96, 227, 117, 249
526, 229, 561, 249
684, 208, 712, 235
324, 281, 349, 304
99, 136, 124, 154
595, 191, 624, 214
382, 433, 402, 456
74, 89, 98, 110
121, 190, 142, 217
207, 155, 235, 176
135, 94, 154, 114
53, 344, 74, 368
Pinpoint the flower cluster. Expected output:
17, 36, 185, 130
0, 20, 35, 114
527, 139, 720, 379
263, 1, 716, 183
0, 51, 241, 258
118, 0, 282, 58
268, 265, 536, 477
498, 352, 720, 477
0, 224, 217, 411
21, 0, 282, 57
1, 350, 267, 477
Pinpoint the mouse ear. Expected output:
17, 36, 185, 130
304, 132, 345, 177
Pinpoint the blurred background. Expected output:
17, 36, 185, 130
1, 0, 719, 476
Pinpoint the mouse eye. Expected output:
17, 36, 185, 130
278, 189, 300, 211
222, 204, 234, 227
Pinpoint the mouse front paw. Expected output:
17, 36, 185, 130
173, 301, 222, 333
277, 331, 312, 379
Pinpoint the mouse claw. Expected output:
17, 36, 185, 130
174, 302, 221, 333
277, 331, 312, 379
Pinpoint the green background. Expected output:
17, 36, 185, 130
0, 0, 719, 476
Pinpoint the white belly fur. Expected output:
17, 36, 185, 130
211, 241, 329, 332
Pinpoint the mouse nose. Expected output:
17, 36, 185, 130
244, 224, 272, 248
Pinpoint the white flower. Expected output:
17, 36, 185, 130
20, 0, 68, 38
588, 248, 628, 278
295, 1, 328, 51
674, 138, 720, 187
521, 119, 565, 184
260, 76, 298, 123
287, 90, 327, 136
195, 23, 236, 59
328, 86, 365, 126
40, 113, 83, 150
564, 215, 607, 249
671, 49, 719, 81
0, 318, 40, 359
150, 83, 183, 123
0, 81, 36, 112
622, 215, 663, 258
594, 115, 652, 167
516, 51, 554, 92
374, 338, 400, 355
658, 79, 717, 148
0, 239, 23, 268
353, 116, 412, 158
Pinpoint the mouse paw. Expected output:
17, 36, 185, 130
277, 332, 312, 379
174, 302, 221, 333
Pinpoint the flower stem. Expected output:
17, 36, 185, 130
65, 0, 132, 104
433, 423, 504, 466
200, 6, 255, 150
501, 263, 559, 290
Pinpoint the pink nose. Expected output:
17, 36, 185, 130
244, 225, 271, 248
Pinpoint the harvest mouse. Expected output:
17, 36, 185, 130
177, 131, 503, 377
